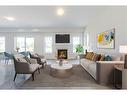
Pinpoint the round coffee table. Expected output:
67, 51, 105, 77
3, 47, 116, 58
50, 63, 73, 78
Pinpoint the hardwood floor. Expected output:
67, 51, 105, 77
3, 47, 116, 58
0, 59, 80, 89
0, 59, 112, 89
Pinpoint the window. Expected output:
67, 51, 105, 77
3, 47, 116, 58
26, 38, 34, 52
73, 36, 80, 53
45, 37, 52, 53
15, 37, 34, 52
86, 33, 89, 47
0, 37, 5, 52
16, 37, 25, 52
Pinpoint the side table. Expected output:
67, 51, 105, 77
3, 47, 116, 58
114, 64, 124, 89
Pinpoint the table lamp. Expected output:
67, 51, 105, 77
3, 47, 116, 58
119, 45, 127, 69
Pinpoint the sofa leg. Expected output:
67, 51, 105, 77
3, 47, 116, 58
32, 73, 34, 81
13, 73, 17, 81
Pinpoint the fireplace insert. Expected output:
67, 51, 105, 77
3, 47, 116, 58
57, 49, 68, 59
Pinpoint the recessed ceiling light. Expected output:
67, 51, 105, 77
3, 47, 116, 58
4, 16, 15, 21
32, 29, 40, 32
57, 8, 64, 16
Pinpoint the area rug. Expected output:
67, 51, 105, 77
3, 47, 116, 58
20, 65, 111, 89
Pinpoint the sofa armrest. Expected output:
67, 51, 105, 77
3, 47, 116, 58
122, 69, 127, 89
96, 61, 124, 85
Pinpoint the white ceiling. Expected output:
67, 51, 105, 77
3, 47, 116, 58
0, 6, 108, 28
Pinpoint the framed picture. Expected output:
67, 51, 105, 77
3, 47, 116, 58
97, 28, 115, 49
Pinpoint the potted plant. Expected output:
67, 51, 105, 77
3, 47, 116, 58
75, 44, 84, 59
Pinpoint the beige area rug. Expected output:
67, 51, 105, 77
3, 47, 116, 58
20, 65, 112, 89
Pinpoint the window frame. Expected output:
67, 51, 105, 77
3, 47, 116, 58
0, 36, 5, 52
72, 36, 80, 53
26, 37, 34, 52
15, 37, 34, 52
44, 36, 53, 54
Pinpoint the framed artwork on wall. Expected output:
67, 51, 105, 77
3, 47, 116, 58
97, 28, 115, 49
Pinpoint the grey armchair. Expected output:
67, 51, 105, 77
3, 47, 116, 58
13, 54, 40, 81
29, 52, 46, 69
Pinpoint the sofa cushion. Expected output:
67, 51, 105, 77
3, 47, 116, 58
80, 58, 97, 79
112, 56, 121, 61
29, 64, 39, 73
85, 52, 94, 60
88, 63, 96, 79
81, 59, 92, 68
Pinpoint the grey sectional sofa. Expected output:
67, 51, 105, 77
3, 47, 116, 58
80, 55, 123, 85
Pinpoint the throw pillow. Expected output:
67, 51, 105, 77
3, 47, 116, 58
18, 57, 28, 63
92, 53, 97, 61
104, 55, 112, 61
17, 58, 21, 62
24, 57, 31, 64
92, 53, 101, 61
99, 55, 105, 61
85, 52, 94, 60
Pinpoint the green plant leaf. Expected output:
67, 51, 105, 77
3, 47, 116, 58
75, 44, 84, 54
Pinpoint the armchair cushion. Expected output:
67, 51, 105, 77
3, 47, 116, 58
29, 58, 38, 64
29, 64, 40, 73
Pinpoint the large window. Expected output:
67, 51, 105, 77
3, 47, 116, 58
0, 37, 5, 52
16, 37, 25, 52
45, 37, 52, 53
26, 38, 34, 52
15, 37, 34, 52
73, 36, 80, 53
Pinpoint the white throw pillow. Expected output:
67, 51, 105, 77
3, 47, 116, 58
18, 57, 28, 63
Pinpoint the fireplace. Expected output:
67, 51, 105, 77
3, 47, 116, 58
57, 49, 68, 59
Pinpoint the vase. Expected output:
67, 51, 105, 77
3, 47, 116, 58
59, 59, 63, 66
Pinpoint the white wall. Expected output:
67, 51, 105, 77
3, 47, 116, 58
85, 7, 127, 56
0, 28, 84, 59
